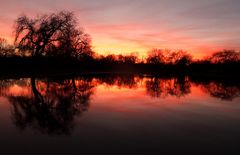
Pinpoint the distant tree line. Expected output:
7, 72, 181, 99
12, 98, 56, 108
0, 11, 240, 74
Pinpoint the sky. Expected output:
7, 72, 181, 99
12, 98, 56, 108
0, 0, 240, 58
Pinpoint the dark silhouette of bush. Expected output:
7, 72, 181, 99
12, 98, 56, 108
146, 49, 192, 66
118, 54, 138, 64
146, 49, 165, 64
210, 50, 240, 64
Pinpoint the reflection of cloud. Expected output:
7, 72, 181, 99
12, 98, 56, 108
0, 84, 31, 97
8, 85, 31, 96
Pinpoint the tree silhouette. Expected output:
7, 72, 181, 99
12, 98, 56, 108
170, 51, 192, 66
146, 49, 165, 64
118, 54, 138, 64
100, 54, 118, 64
210, 50, 240, 64
146, 49, 192, 66
14, 11, 92, 59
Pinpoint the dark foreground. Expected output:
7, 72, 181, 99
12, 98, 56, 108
0, 73, 240, 154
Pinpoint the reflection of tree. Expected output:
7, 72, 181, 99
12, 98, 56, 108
146, 77, 191, 98
7, 77, 95, 135
116, 76, 139, 89
201, 82, 240, 101
1, 75, 240, 136
97, 75, 139, 89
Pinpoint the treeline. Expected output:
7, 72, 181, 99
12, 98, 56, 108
94, 48, 240, 66
0, 11, 240, 75
1, 37, 240, 67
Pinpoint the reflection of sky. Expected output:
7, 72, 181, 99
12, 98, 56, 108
0, 0, 240, 58
0, 97, 8, 104
1, 78, 240, 120
1, 81, 240, 154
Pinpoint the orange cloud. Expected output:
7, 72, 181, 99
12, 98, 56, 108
1, 0, 240, 59
87, 23, 223, 58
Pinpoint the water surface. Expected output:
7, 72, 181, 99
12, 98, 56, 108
0, 75, 240, 154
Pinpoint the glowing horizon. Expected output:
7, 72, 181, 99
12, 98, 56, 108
0, 0, 240, 58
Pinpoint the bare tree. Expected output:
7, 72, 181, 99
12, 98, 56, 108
210, 50, 240, 64
146, 49, 192, 65
170, 50, 192, 66
118, 54, 137, 64
146, 49, 165, 64
14, 11, 93, 58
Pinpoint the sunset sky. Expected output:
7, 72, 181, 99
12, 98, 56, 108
0, 0, 240, 58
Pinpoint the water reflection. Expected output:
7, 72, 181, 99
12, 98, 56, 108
96, 74, 139, 89
201, 82, 240, 101
1, 77, 94, 135
0, 75, 240, 135
145, 77, 191, 98
190, 77, 240, 101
